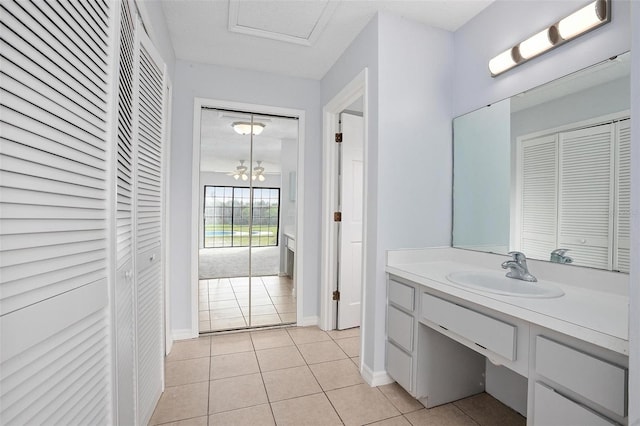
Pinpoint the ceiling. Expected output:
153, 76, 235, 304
200, 108, 299, 173
160, 0, 495, 80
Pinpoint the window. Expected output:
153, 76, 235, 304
204, 186, 280, 248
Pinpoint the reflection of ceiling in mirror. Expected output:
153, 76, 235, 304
199, 108, 298, 173
511, 52, 630, 113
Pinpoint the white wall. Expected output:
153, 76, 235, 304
169, 62, 321, 332
321, 12, 454, 375
453, 1, 636, 420
321, 13, 380, 370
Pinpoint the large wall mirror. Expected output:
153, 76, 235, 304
453, 51, 630, 272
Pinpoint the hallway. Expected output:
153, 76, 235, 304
149, 327, 525, 425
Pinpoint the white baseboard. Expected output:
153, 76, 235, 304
361, 363, 395, 387
300, 316, 319, 327
172, 328, 197, 341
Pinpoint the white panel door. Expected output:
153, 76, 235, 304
132, 18, 166, 426
0, 0, 113, 423
337, 112, 363, 330
558, 124, 614, 269
519, 134, 558, 260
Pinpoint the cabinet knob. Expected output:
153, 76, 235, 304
150, 254, 156, 262
580, 239, 587, 244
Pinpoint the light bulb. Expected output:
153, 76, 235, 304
233, 174, 239, 180
489, 47, 517, 76
258, 175, 265, 182
519, 28, 554, 59
558, 0, 606, 40
241, 174, 248, 181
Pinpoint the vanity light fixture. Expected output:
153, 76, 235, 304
232, 121, 265, 136
489, 0, 610, 77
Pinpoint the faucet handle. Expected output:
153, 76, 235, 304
551, 248, 569, 256
507, 251, 527, 262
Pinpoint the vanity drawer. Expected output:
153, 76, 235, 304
387, 305, 413, 352
536, 336, 627, 417
386, 341, 412, 393
388, 279, 414, 312
421, 293, 516, 361
533, 382, 615, 426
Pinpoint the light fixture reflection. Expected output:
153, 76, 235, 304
232, 121, 265, 136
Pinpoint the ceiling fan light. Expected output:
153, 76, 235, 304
233, 174, 240, 180
241, 173, 248, 181
258, 174, 265, 182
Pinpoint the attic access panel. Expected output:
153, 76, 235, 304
228, 0, 339, 46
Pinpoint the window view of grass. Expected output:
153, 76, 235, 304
204, 186, 280, 248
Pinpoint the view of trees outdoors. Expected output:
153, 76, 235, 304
204, 186, 280, 248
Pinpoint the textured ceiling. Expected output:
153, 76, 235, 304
161, 0, 495, 80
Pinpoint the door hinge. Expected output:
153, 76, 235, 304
332, 290, 340, 301
334, 212, 342, 222
335, 132, 343, 143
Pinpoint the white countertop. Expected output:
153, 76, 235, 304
386, 259, 629, 355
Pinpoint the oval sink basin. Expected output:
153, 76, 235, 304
446, 271, 565, 298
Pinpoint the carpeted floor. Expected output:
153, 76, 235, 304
199, 246, 280, 279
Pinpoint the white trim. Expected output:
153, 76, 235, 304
105, 4, 121, 423
514, 110, 630, 142
163, 79, 173, 357
300, 316, 319, 327
360, 363, 394, 387
320, 69, 369, 333
172, 329, 197, 341
191, 98, 306, 336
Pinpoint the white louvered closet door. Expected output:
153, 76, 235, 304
558, 123, 615, 270
614, 119, 631, 272
519, 134, 558, 260
132, 19, 166, 426
0, 0, 113, 424
114, 1, 137, 425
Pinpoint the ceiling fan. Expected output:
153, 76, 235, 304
228, 160, 249, 181
227, 160, 266, 182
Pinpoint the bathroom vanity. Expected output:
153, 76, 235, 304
385, 248, 629, 425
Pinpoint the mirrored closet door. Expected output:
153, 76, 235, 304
198, 108, 298, 332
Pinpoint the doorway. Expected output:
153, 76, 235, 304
197, 107, 299, 332
321, 69, 368, 342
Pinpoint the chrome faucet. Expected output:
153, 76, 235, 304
550, 248, 573, 264
501, 251, 537, 282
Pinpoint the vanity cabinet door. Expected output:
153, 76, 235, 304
536, 336, 627, 417
421, 293, 517, 361
533, 382, 615, 426
389, 279, 414, 312
388, 306, 413, 352
387, 342, 413, 393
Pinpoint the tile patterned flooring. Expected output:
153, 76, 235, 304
199, 275, 295, 332
150, 326, 526, 425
